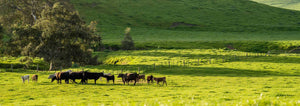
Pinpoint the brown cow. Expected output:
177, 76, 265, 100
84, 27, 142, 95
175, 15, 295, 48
153, 77, 167, 86
147, 75, 153, 84
32, 74, 38, 82
119, 73, 139, 85
56, 71, 70, 84
137, 74, 145, 82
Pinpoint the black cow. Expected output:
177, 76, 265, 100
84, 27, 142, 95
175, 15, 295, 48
69, 71, 85, 84
83, 71, 103, 84
103, 75, 115, 84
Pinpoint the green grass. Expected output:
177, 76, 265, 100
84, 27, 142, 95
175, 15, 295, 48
252, 0, 300, 11
69, 0, 300, 50
1, 49, 299, 105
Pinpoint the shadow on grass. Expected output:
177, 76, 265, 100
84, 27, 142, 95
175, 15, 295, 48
85, 65, 299, 77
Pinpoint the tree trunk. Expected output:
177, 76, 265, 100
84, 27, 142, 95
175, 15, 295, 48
49, 61, 53, 71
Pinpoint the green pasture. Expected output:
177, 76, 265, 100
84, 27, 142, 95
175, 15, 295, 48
252, 0, 300, 11
0, 49, 299, 105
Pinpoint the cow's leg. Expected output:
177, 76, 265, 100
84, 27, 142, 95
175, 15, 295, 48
94, 79, 97, 84
113, 79, 115, 84
134, 79, 136, 85
165, 81, 167, 86
27, 79, 29, 83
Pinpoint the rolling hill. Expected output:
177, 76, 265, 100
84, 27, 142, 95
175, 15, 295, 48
69, 0, 300, 50
252, 0, 300, 11
70, 0, 300, 32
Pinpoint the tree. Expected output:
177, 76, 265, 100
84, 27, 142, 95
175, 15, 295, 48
121, 27, 135, 50
0, 1, 101, 70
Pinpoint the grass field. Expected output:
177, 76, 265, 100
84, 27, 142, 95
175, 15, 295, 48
252, 0, 300, 11
1, 0, 300, 105
1, 49, 299, 105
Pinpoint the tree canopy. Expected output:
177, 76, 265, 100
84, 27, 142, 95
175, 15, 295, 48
0, 0, 101, 70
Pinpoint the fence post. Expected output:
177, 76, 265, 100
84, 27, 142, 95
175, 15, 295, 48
153, 63, 156, 71
183, 60, 185, 67
138, 67, 140, 74
168, 61, 171, 68
37, 64, 39, 72
197, 59, 200, 66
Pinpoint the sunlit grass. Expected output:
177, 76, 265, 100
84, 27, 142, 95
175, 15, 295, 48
0, 49, 299, 105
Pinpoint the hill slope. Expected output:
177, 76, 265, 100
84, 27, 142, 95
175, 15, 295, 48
252, 0, 300, 11
71, 0, 300, 32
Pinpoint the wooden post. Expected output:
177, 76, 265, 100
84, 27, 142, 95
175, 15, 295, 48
37, 64, 39, 72
153, 63, 156, 71
209, 58, 211, 64
168, 61, 171, 68
183, 60, 185, 67
197, 59, 200, 66
121, 69, 123, 73
138, 67, 140, 74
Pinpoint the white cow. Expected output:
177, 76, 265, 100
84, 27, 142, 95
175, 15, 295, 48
21, 75, 30, 83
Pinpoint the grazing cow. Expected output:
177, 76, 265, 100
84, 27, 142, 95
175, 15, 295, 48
121, 73, 139, 85
83, 71, 103, 84
50, 70, 72, 83
100, 73, 111, 80
153, 77, 167, 86
56, 71, 71, 84
117, 73, 124, 78
147, 75, 154, 84
137, 74, 145, 82
48, 73, 56, 82
103, 75, 115, 84
21, 75, 30, 83
69, 71, 85, 84
32, 74, 38, 82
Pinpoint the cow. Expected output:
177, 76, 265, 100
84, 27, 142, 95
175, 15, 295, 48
21, 75, 30, 83
83, 71, 103, 84
147, 75, 154, 84
100, 73, 111, 80
48, 73, 56, 82
137, 74, 145, 82
153, 77, 167, 86
56, 71, 71, 84
103, 75, 115, 84
69, 71, 85, 84
120, 73, 139, 85
32, 74, 38, 82
50, 70, 71, 83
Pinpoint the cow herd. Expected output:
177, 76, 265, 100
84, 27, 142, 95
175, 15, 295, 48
21, 70, 167, 86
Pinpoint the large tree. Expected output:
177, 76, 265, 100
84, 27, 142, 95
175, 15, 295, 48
0, 1, 101, 70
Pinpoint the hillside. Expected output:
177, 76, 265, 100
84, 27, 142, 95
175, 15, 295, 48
252, 0, 300, 11
70, 0, 300, 33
